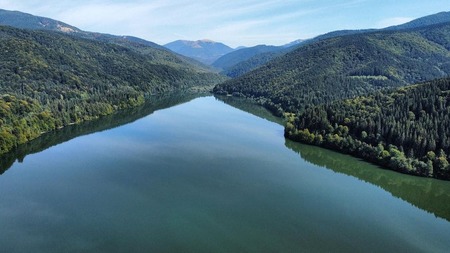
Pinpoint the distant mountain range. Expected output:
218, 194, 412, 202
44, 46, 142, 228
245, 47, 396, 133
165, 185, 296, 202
387, 11, 450, 30
0, 9, 164, 48
212, 45, 280, 73
214, 11, 450, 78
167, 38, 305, 72
3, 7, 450, 180
211, 39, 304, 73
164, 39, 235, 65
213, 14, 450, 180
0, 9, 80, 32
214, 21, 450, 113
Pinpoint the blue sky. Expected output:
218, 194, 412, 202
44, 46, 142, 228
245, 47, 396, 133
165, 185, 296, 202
0, 0, 448, 47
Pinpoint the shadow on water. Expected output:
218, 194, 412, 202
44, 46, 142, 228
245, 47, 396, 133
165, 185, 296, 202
0, 92, 203, 175
217, 95, 450, 222
286, 140, 450, 222
214, 95, 284, 125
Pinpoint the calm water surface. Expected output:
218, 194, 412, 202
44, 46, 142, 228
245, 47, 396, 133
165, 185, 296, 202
1, 96, 450, 253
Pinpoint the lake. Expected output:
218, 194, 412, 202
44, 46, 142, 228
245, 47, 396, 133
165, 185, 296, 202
1, 95, 450, 253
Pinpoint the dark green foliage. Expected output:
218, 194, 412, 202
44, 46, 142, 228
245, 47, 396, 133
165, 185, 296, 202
0, 93, 200, 174
212, 45, 283, 77
286, 78, 450, 180
214, 22, 450, 115
0, 95, 54, 154
0, 8, 81, 32
220, 50, 287, 78
0, 25, 226, 155
215, 11, 450, 79
214, 22, 450, 180
0, 8, 216, 74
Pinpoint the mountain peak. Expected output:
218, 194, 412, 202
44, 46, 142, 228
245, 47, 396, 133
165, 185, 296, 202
0, 8, 81, 33
385, 11, 450, 31
199, 39, 215, 43
164, 39, 234, 65
282, 39, 305, 48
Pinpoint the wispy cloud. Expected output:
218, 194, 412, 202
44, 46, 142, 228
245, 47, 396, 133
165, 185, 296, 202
376, 17, 414, 28
0, 0, 448, 47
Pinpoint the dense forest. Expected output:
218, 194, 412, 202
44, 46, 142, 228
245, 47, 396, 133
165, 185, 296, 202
212, 45, 286, 78
0, 8, 216, 73
219, 49, 287, 78
0, 93, 200, 174
0, 25, 226, 155
285, 77, 450, 180
214, 22, 450, 180
214, 22, 450, 116
213, 11, 450, 79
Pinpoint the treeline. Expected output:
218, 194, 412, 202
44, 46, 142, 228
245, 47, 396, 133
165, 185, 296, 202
0, 93, 199, 173
213, 22, 450, 180
0, 25, 226, 155
214, 22, 450, 115
285, 77, 450, 180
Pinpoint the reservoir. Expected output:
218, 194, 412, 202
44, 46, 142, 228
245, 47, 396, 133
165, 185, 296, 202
1, 95, 449, 252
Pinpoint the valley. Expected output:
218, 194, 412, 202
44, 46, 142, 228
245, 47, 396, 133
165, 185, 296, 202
1, 4, 450, 252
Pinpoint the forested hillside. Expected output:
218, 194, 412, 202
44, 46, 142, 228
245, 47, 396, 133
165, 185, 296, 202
212, 45, 282, 76
0, 8, 215, 73
0, 25, 226, 155
0, 93, 199, 174
219, 49, 287, 78
214, 22, 450, 115
285, 77, 450, 180
387, 11, 450, 31
216, 11, 450, 78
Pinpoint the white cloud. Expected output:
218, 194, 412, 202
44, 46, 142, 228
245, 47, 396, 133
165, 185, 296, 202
0, 0, 448, 47
376, 17, 414, 28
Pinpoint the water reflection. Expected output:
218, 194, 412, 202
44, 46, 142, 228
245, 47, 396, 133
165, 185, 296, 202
2, 95, 450, 252
4, 94, 450, 223
214, 95, 284, 125
0, 92, 202, 175
217, 95, 450, 222
286, 140, 450, 222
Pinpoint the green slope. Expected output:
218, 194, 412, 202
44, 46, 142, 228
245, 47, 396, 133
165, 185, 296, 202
285, 77, 450, 180
0, 25, 226, 154
387, 11, 450, 31
212, 45, 281, 73
217, 11, 450, 78
0, 8, 216, 73
0, 8, 81, 32
214, 22, 450, 115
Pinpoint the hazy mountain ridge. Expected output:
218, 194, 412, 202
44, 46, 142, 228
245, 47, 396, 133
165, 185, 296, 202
215, 11, 450, 78
164, 39, 234, 65
212, 39, 305, 73
386, 11, 450, 31
214, 22, 450, 114
0, 8, 218, 73
0, 9, 81, 33
164, 39, 235, 64
212, 45, 280, 71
